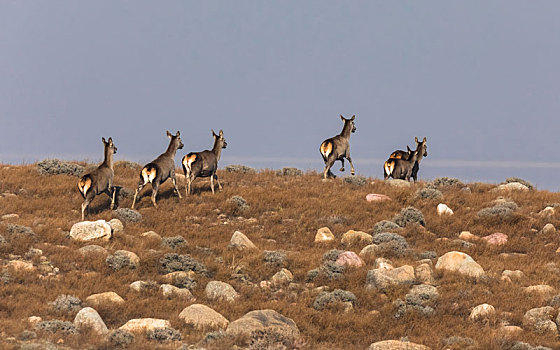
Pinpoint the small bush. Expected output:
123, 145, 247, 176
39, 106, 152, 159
35, 320, 78, 335
109, 329, 135, 348
0, 235, 6, 244
504, 177, 534, 190
393, 207, 425, 227
48, 295, 83, 314
343, 175, 367, 186
113, 208, 142, 223
17, 330, 37, 341
263, 251, 287, 267
415, 186, 443, 200
227, 195, 249, 215
159, 253, 208, 275
37, 159, 85, 176
146, 327, 182, 342
372, 220, 400, 234
321, 261, 345, 280
323, 249, 343, 262
201, 330, 227, 345
313, 289, 357, 310
373, 233, 409, 257
248, 329, 294, 350
432, 177, 464, 188
477, 203, 515, 219
161, 236, 187, 249
6, 224, 35, 237
225, 165, 256, 174
172, 276, 197, 290
106, 251, 137, 270
276, 167, 302, 176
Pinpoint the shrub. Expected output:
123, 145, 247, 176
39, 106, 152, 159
373, 233, 409, 257
35, 320, 78, 335
227, 195, 249, 215
321, 261, 345, 280
393, 207, 425, 227
225, 165, 256, 174
313, 289, 357, 310
201, 330, 227, 345
161, 236, 187, 249
37, 159, 85, 176
477, 201, 517, 219
6, 224, 35, 237
0, 235, 5, 244
172, 276, 197, 290
109, 329, 135, 348
276, 167, 302, 176
432, 177, 464, 188
106, 251, 137, 270
323, 249, 343, 262
48, 295, 83, 314
146, 327, 182, 342
415, 186, 443, 200
263, 251, 287, 267
113, 208, 142, 223
343, 175, 367, 186
159, 253, 208, 276
248, 329, 294, 350
17, 330, 37, 341
504, 177, 534, 190
372, 220, 400, 234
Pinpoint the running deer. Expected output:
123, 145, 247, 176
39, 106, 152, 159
384, 137, 427, 182
77, 137, 117, 220
182, 129, 227, 196
131, 131, 184, 208
319, 115, 356, 179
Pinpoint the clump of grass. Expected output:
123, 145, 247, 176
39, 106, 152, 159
225, 165, 256, 174
109, 329, 135, 348
343, 175, 367, 186
113, 208, 142, 223
432, 177, 464, 188
161, 236, 187, 249
37, 159, 84, 176
504, 177, 534, 190
393, 207, 425, 227
313, 289, 357, 310
146, 327, 182, 342
372, 220, 400, 234
48, 295, 83, 314
276, 167, 302, 176
35, 320, 78, 335
159, 253, 208, 275
415, 186, 443, 200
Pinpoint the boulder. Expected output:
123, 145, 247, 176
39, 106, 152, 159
335, 251, 365, 268
85, 292, 125, 308
368, 340, 431, 350
523, 285, 555, 298
205, 281, 239, 302
341, 230, 372, 247
119, 318, 171, 333
73, 307, 108, 336
481, 233, 508, 246
435, 251, 484, 278
108, 219, 124, 234
228, 231, 257, 251
69, 220, 112, 241
78, 245, 108, 256
359, 244, 380, 259
437, 203, 454, 216
366, 265, 415, 290
226, 309, 299, 340
522, 306, 557, 333
469, 304, 496, 323
366, 194, 392, 202
385, 179, 412, 188
414, 263, 435, 285
160, 284, 194, 300
495, 182, 530, 191
315, 227, 335, 243
271, 268, 293, 288
542, 223, 556, 235
7, 260, 36, 272
179, 304, 229, 330
459, 231, 479, 241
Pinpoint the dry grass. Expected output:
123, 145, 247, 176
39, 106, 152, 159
1, 163, 560, 349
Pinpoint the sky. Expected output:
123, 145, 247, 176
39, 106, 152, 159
1, 2, 559, 189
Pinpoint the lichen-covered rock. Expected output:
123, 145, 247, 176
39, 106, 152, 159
85, 291, 125, 308
341, 230, 372, 247
107, 219, 124, 234
119, 318, 171, 334
205, 281, 239, 302
106, 250, 139, 270
393, 207, 425, 227
315, 227, 335, 243
37, 159, 84, 176
228, 231, 257, 251
522, 306, 557, 334
73, 307, 108, 336
226, 309, 299, 341
70, 220, 112, 241
112, 208, 142, 223
365, 265, 415, 290
368, 340, 431, 350
179, 304, 229, 330
435, 251, 484, 278
469, 304, 496, 323
271, 268, 293, 288
313, 289, 356, 310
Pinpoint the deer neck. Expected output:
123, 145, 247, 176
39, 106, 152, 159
103, 146, 114, 170
165, 140, 178, 157
212, 140, 223, 161
414, 145, 424, 163
340, 122, 353, 138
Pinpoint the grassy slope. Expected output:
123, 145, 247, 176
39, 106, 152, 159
1, 163, 560, 349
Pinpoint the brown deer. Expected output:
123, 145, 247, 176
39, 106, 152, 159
131, 131, 183, 208
320, 115, 356, 179
182, 129, 227, 196
77, 137, 117, 220
384, 137, 427, 182
383, 145, 413, 179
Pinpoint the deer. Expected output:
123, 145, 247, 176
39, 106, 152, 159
384, 137, 427, 182
319, 115, 356, 179
77, 137, 117, 221
182, 129, 227, 196
131, 131, 184, 209
383, 145, 413, 179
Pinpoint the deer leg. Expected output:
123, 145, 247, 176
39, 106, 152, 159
339, 159, 345, 172
131, 183, 145, 209
346, 156, 355, 175
172, 176, 182, 199
323, 157, 335, 179
81, 199, 91, 221
210, 174, 215, 194
110, 187, 116, 209
151, 183, 159, 207
214, 174, 223, 191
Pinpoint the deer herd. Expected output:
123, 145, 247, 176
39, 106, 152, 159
78, 116, 427, 220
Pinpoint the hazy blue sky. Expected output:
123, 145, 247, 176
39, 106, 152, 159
1, 2, 559, 188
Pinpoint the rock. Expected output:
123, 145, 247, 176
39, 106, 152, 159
69, 220, 112, 241
501, 270, 524, 283
179, 304, 229, 330
335, 251, 365, 268
469, 304, 496, 323
1, 214, 19, 220
106, 250, 140, 270
539, 206, 555, 217
385, 179, 412, 188
130, 280, 157, 292
108, 219, 124, 234
85, 292, 125, 308
359, 244, 380, 259
142, 231, 161, 240
119, 318, 171, 333
112, 208, 142, 223
228, 231, 257, 251
366, 194, 391, 202
73, 307, 108, 336
205, 281, 239, 302
313, 289, 356, 310
341, 230, 372, 247
496, 182, 530, 191
160, 284, 194, 300
523, 285, 555, 298
437, 203, 454, 216
481, 233, 508, 246
499, 325, 523, 337
368, 340, 431, 350
459, 231, 479, 241
271, 268, 293, 288
395, 284, 439, 318
365, 265, 415, 290
414, 263, 435, 285
160, 270, 196, 284
315, 227, 335, 243
542, 223, 556, 235
78, 245, 108, 256
435, 251, 485, 278
374, 258, 394, 270
522, 306, 557, 333
7, 260, 36, 272
226, 309, 299, 341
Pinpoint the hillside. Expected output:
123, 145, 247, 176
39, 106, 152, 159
1, 161, 560, 350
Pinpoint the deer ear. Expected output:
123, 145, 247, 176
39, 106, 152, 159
102, 137, 106, 144
415, 137, 419, 143
351, 115, 355, 121
407, 145, 412, 152
340, 115, 345, 121
219, 129, 223, 136
166, 130, 173, 138
176, 131, 180, 137
423, 137, 427, 142
211, 129, 216, 136
108, 137, 113, 144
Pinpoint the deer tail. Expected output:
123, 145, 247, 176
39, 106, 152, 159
384, 160, 395, 178
141, 165, 157, 185
77, 176, 92, 198
320, 141, 333, 161
182, 154, 197, 177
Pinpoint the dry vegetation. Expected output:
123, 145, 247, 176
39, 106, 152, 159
1, 161, 560, 349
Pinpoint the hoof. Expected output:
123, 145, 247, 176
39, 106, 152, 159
340, 168, 345, 172
351, 172, 355, 176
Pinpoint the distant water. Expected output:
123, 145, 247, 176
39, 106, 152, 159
2, 154, 558, 192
